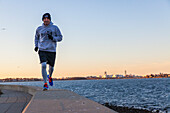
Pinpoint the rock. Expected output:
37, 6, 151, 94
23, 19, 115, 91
102, 103, 152, 113
0, 89, 3, 95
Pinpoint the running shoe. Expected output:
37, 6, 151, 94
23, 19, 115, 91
43, 83, 48, 91
47, 75, 53, 86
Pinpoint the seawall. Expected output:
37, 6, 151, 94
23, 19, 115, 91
0, 84, 117, 113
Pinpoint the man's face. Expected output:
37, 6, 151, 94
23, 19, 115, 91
43, 17, 50, 26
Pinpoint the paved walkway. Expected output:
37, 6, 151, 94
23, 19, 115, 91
0, 85, 117, 113
25, 89, 117, 113
0, 89, 32, 113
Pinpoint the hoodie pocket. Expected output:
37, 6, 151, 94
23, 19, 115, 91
47, 42, 56, 50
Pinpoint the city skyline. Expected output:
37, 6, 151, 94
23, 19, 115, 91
1, 72, 169, 81
0, 0, 170, 79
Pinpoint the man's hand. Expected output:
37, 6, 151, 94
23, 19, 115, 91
48, 34, 53, 40
34, 47, 38, 52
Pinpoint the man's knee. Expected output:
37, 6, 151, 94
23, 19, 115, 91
41, 62, 47, 68
49, 66, 54, 69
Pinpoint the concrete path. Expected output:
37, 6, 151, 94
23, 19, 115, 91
0, 85, 118, 113
25, 89, 117, 113
0, 89, 32, 113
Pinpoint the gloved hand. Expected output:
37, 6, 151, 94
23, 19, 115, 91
48, 34, 53, 40
34, 47, 38, 52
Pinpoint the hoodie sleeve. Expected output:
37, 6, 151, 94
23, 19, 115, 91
53, 26, 63, 42
35, 28, 39, 47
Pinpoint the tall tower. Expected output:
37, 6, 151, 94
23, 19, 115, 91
125, 70, 127, 76
104, 71, 107, 76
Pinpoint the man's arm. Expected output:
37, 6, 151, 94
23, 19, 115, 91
52, 26, 63, 42
34, 28, 39, 52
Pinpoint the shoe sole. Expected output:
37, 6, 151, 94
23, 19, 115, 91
43, 88, 48, 91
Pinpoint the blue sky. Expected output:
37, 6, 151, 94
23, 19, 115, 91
0, 0, 170, 78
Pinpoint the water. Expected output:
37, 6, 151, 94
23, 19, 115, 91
1, 78, 170, 112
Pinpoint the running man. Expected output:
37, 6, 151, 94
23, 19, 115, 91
34, 13, 63, 90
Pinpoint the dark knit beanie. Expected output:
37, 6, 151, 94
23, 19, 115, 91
42, 13, 51, 21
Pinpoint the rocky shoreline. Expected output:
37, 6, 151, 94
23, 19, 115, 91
0, 89, 3, 95
102, 103, 160, 113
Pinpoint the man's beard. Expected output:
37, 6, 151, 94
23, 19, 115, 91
44, 21, 50, 25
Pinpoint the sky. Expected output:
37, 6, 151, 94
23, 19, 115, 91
0, 0, 170, 79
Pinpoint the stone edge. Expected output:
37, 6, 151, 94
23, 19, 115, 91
0, 84, 118, 113
0, 84, 40, 113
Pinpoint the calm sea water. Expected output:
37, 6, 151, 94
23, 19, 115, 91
1, 78, 170, 112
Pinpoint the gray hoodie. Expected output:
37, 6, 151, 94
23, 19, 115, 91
35, 22, 62, 52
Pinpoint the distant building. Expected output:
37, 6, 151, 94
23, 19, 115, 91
102, 71, 113, 78
164, 74, 170, 77
125, 70, 127, 76
97, 75, 102, 78
125, 74, 137, 78
115, 74, 124, 78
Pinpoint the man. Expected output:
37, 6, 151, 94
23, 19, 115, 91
34, 13, 63, 90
